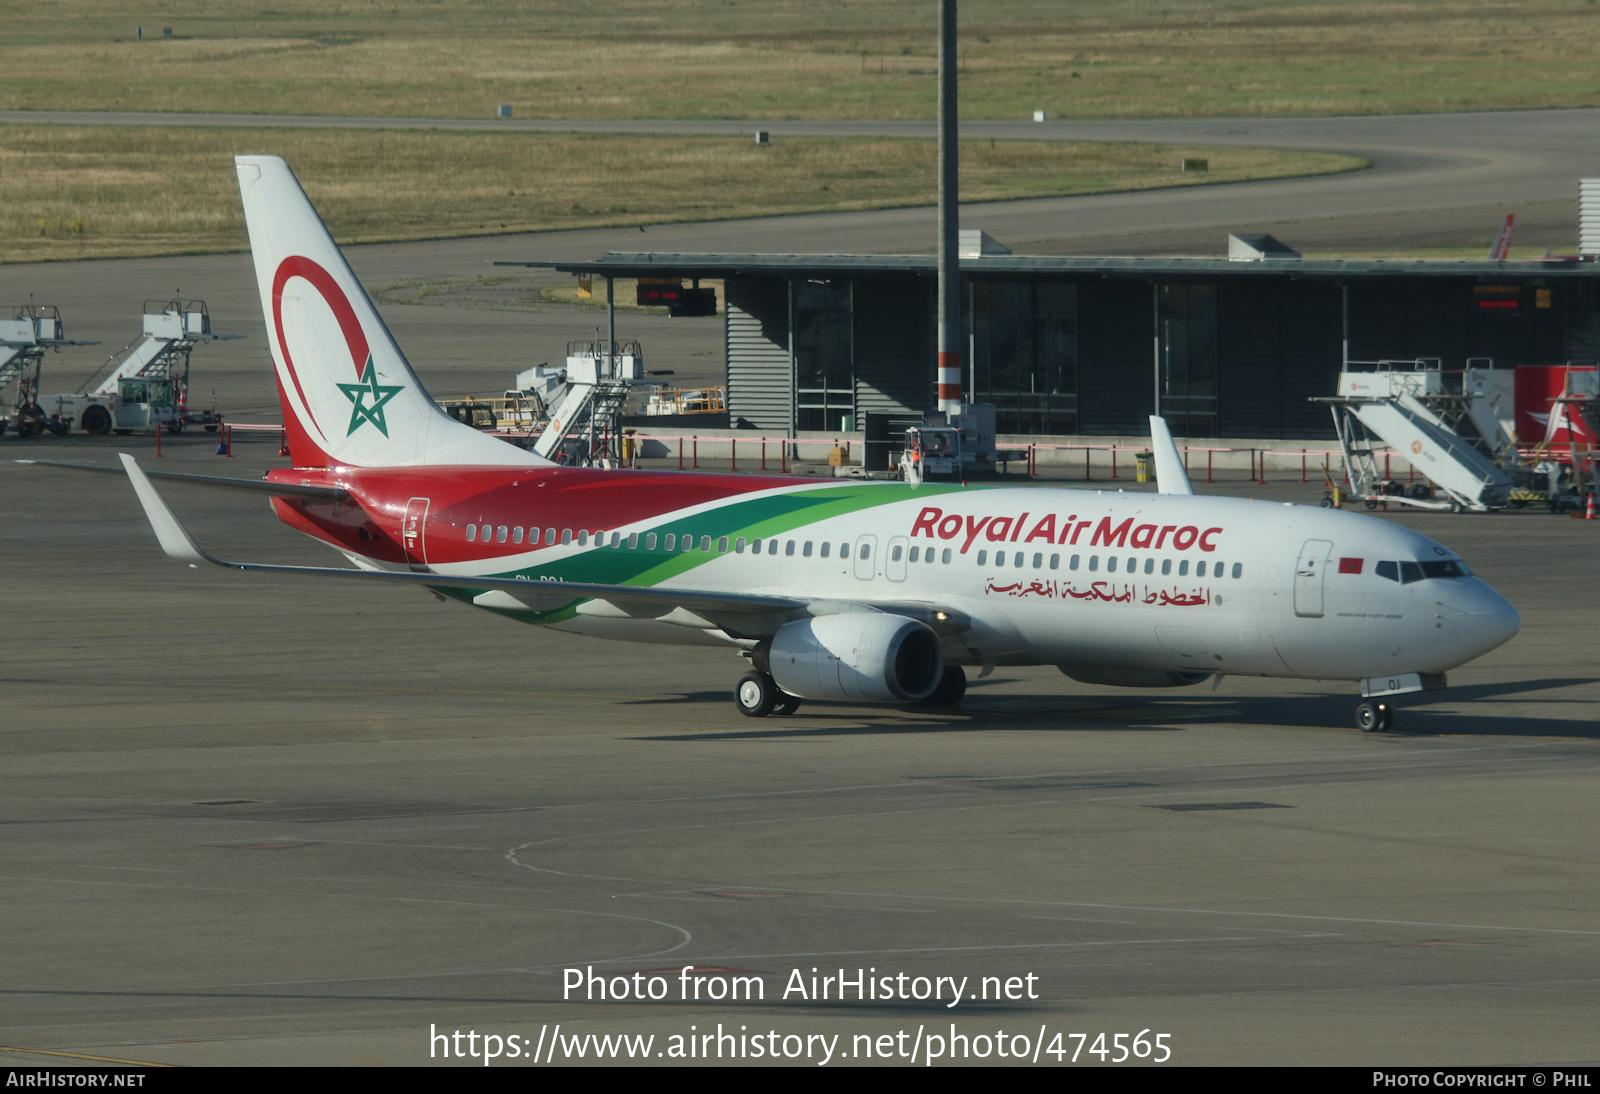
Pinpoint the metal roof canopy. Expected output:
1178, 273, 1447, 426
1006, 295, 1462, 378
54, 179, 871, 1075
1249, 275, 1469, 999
499, 252, 1600, 281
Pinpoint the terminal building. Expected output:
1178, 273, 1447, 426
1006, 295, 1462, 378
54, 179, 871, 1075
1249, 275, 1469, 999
537, 239, 1600, 442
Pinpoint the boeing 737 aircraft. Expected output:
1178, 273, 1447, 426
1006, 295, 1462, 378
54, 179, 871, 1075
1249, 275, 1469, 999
99, 157, 1521, 732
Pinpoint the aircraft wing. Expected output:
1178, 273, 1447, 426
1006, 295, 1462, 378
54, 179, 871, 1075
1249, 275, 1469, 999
116, 453, 814, 621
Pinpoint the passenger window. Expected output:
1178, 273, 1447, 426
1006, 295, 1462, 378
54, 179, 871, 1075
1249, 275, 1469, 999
820, 541, 831, 558
702, 535, 714, 553
1088, 555, 1099, 572
1400, 561, 1423, 584
664, 533, 676, 551
1049, 553, 1059, 570
841, 542, 851, 559
1196, 561, 1206, 577
466, 524, 477, 542
512, 527, 524, 544
1375, 561, 1398, 581
610, 532, 621, 547
941, 548, 952, 564
1144, 558, 1154, 575
995, 551, 1006, 568
977, 550, 987, 565
803, 541, 813, 557
735, 537, 746, 553
1013, 552, 1023, 567
1033, 552, 1043, 569
910, 546, 920, 563
860, 543, 871, 559
577, 530, 588, 546
785, 540, 795, 556
545, 528, 557, 546
497, 526, 508, 543
1232, 562, 1242, 579
1161, 558, 1172, 575
1106, 557, 1117, 573
646, 533, 657, 550
1179, 560, 1189, 576
561, 528, 573, 545
1126, 556, 1135, 572
627, 532, 639, 549
768, 540, 778, 555
1069, 554, 1079, 570
891, 545, 903, 562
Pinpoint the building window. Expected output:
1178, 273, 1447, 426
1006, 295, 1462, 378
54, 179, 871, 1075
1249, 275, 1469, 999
968, 281, 1078, 436
1158, 283, 1218, 437
794, 280, 854, 432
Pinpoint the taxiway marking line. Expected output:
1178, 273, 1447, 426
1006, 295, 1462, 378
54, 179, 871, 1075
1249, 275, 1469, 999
0, 1045, 174, 1066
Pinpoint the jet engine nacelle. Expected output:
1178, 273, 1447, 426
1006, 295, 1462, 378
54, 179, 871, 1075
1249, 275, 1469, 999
763, 614, 944, 702
1060, 666, 1213, 688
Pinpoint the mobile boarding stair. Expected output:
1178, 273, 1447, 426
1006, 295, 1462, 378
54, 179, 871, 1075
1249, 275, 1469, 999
530, 339, 643, 465
69, 301, 242, 432
0, 306, 97, 437
1315, 359, 1515, 512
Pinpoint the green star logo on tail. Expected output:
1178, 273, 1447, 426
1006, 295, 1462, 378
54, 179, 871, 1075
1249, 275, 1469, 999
337, 355, 403, 437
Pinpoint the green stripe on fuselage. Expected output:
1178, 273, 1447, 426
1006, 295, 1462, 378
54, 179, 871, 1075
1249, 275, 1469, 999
434, 480, 975, 620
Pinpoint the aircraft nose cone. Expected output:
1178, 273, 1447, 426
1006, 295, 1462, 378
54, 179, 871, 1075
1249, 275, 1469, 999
1447, 580, 1521, 659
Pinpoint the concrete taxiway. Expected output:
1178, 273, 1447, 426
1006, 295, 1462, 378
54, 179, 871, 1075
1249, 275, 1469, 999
1, 436, 1596, 1066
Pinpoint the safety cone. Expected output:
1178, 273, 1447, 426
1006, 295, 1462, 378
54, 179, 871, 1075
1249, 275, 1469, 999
1587, 492, 1596, 520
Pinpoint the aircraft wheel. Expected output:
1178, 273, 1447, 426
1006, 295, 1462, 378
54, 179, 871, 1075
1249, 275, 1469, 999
1376, 703, 1394, 732
1356, 700, 1385, 732
735, 672, 778, 718
773, 694, 802, 716
1363, 498, 1379, 511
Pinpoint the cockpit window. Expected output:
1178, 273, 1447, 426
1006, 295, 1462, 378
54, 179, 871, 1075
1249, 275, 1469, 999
1375, 559, 1469, 583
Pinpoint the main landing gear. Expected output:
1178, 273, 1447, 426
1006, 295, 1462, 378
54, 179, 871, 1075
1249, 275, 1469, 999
917, 665, 967, 707
1355, 699, 1395, 733
735, 672, 802, 718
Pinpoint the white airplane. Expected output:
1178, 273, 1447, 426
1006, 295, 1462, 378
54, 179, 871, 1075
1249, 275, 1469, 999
105, 156, 1520, 733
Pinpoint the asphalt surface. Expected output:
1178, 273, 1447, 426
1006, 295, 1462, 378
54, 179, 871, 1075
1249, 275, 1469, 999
1, 437, 1597, 1067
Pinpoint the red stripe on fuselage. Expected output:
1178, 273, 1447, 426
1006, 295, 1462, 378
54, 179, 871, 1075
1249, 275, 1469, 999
265, 464, 797, 565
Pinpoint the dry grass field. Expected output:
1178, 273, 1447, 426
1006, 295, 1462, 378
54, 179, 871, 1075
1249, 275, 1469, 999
0, 125, 1359, 263
0, 1, 1597, 121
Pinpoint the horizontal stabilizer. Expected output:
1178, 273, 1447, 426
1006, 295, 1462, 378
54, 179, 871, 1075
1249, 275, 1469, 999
20, 458, 347, 501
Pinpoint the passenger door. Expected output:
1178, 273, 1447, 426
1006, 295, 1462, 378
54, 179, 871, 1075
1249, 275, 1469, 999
854, 535, 877, 580
1293, 539, 1333, 617
885, 536, 909, 582
403, 497, 430, 571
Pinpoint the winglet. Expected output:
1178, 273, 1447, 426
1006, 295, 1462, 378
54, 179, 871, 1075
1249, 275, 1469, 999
119, 453, 215, 565
1148, 416, 1195, 496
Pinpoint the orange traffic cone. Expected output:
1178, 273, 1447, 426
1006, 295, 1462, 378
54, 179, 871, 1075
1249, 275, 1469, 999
1587, 492, 1596, 520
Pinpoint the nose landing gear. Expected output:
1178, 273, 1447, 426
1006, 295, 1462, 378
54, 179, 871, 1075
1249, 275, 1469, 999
1355, 699, 1394, 732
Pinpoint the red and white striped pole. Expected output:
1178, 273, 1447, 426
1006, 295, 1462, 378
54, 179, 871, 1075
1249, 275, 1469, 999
936, 0, 962, 418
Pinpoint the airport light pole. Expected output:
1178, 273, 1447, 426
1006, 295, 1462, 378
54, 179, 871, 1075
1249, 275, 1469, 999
936, 0, 962, 417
